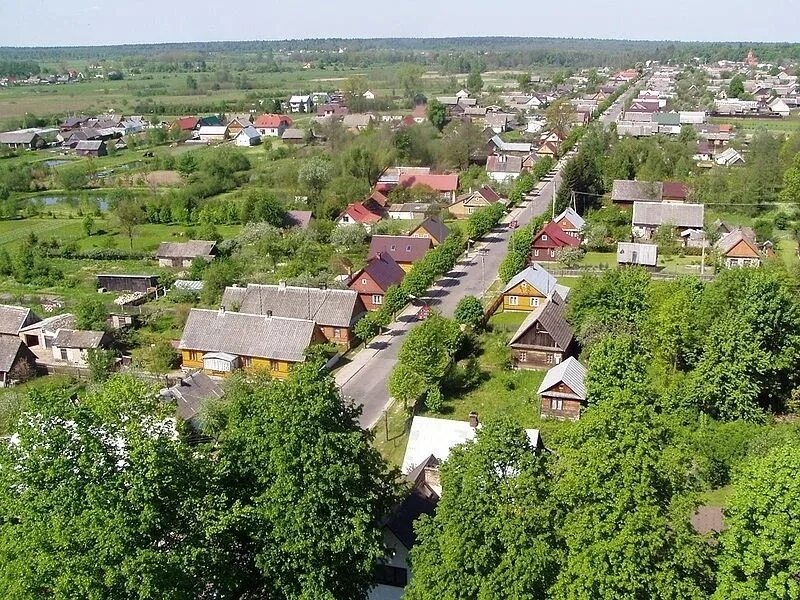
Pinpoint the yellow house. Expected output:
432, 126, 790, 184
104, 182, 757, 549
409, 216, 450, 247
179, 308, 323, 379
501, 264, 570, 312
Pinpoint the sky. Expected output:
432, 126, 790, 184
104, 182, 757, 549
1, 0, 798, 47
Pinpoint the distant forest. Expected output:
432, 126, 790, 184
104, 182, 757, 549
1, 38, 799, 74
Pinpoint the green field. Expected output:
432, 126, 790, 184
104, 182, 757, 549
710, 114, 800, 134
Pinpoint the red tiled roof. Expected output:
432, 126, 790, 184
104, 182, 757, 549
535, 221, 581, 248
176, 116, 199, 130
341, 202, 382, 224
399, 172, 459, 193
478, 185, 502, 203
662, 181, 688, 199
366, 190, 389, 207
254, 114, 292, 128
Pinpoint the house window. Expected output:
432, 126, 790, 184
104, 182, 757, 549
541, 234, 548, 241
549, 250, 555, 257
546, 354, 554, 364
508, 295, 519, 306
468, 206, 476, 214
534, 249, 540, 257
554, 354, 562, 364
519, 351, 527, 362
270, 360, 279, 372
372, 294, 383, 305
60, 348, 68, 360
551, 397, 564, 410
375, 565, 408, 587
334, 328, 342, 338
241, 356, 252, 368
188, 350, 201, 362
406, 245, 412, 252
530, 297, 540, 307
361, 278, 368, 285
390, 245, 396, 251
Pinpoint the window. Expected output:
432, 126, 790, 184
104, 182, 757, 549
406, 245, 412, 252
549, 249, 555, 257
508, 295, 519, 306
546, 353, 554, 364
390, 245, 396, 251
241, 356, 252, 368
334, 328, 342, 338
361, 278, 368, 285
375, 565, 408, 587
270, 360, 279, 372
551, 397, 564, 410
518, 351, 527, 362
541, 234, 548, 241
372, 294, 383, 305
530, 297, 540, 307
554, 353, 562, 364
188, 350, 201, 362
534, 249, 540, 257
468, 206, 476, 214
60, 348, 68, 360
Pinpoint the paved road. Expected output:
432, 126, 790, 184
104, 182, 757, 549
338, 89, 633, 429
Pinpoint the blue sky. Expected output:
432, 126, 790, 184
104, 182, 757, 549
1, 0, 797, 46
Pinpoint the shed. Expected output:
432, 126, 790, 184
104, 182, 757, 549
537, 357, 588, 420
617, 242, 658, 267
97, 274, 160, 293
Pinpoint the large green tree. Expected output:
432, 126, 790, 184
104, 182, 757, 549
406, 418, 558, 599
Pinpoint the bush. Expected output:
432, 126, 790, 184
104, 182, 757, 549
454, 296, 485, 329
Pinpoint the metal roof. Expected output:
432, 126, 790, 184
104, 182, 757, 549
537, 356, 587, 400
220, 284, 364, 328
502, 263, 569, 299
179, 308, 316, 363
509, 294, 574, 351
156, 240, 216, 259
553, 207, 586, 230
611, 179, 663, 202
617, 242, 658, 266
0, 335, 27, 373
369, 235, 431, 264
632, 202, 705, 228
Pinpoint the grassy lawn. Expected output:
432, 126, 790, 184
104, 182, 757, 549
487, 309, 528, 332
701, 485, 734, 508
581, 251, 708, 276
710, 114, 800, 134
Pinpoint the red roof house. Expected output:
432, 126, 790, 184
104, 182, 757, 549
398, 172, 459, 203
530, 221, 581, 262
253, 114, 292, 137
175, 116, 199, 131
368, 235, 432, 271
348, 253, 406, 311
337, 202, 384, 227
661, 181, 689, 202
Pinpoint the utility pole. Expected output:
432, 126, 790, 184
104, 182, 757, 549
480, 250, 486, 293
701, 230, 706, 277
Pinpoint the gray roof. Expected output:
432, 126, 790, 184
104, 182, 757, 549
281, 127, 304, 140
221, 284, 364, 328
0, 305, 36, 336
633, 202, 705, 229
486, 154, 523, 174
52, 329, 108, 349
617, 242, 658, 266
502, 263, 570, 299
509, 294, 573, 351
716, 228, 761, 255
553, 207, 586, 230
286, 210, 313, 229
19, 312, 75, 334
156, 240, 216, 259
166, 371, 225, 424
0, 130, 39, 145
412, 217, 450, 244
237, 125, 261, 140
611, 180, 663, 203
179, 309, 316, 363
343, 113, 374, 128
173, 279, 205, 291
0, 335, 28, 373
75, 140, 104, 151
488, 135, 532, 153
537, 356, 587, 400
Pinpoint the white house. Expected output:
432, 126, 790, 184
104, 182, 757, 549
769, 97, 791, 117
486, 154, 523, 184
51, 329, 112, 367
362, 89, 376, 100
197, 125, 227, 143
289, 95, 313, 113
715, 147, 745, 167
234, 125, 261, 147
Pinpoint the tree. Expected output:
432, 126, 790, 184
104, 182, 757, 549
406, 418, 558, 599
388, 363, 427, 408
57, 162, 91, 190
75, 297, 109, 330
354, 312, 381, 342
554, 246, 584, 268
82, 214, 94, 237
341, 142, 390, 188
552, 393, 715, 600
115, 196, 145, 251
213, 364, 398, 598
298, 156, 333, 201
135, 338, 179, 376
86, 348, 116, 382
427, 98, 447, 131
466, 70, 483, 94
728, 75, 745, 99
714, 443, 800, 599
585, 335, 649, 405
454, 295, 485, 329
397, 314, 462, 387
778, 153, 800, 204
0, 377, 212, 598
516, 72, 532, 93
201, 258, 238, 305
397, 63, 425, 100
544, 96, 575, 133
330, 223, 368, 250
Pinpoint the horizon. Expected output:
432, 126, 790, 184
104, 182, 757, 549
1, 0, 798, 48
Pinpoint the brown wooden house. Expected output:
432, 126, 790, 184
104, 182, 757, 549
348, 253, 406, 311
530, 221, 581, 262
508, 294, 575, 369
537, 356, 587, 420
410, 217, 450, 247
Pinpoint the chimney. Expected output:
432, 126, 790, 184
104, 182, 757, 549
376, 251, 382, 261
468, 411, 479, 428
278, 280, 287, 290
266, 309, 273, 318
218, 305, 225, 315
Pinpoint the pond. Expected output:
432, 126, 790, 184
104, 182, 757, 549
41, 159, 70, 168
33, 195, 110, 211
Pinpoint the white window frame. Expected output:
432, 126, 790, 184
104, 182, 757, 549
361, 278, 368, 285
519, 351, 527, 362
508, 295, 519, 306
372, 294, 383, 305
546, 353, 554, 365
551, 397, 564, 410
534, 249, 540, 257
541, 234, 548, 241
530, 297, 540, 307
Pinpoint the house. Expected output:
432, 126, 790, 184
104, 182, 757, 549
501, 264, 570, 312
661, 181, 689, 203
715, 147, 745, 167
316, 104, 349, 119
221, 283, 366, 346
398, 172, 459, 203
0, 130, 43, 149
552, 207, 585, 238
617, 242, 658, 267
716, 228, 763, 268
369, 235, 432, 272
197, 115, 223, 128
343, 113, 375, 131
530, 221, 581, 262
281, 128, 305, 144
508, 294, 576, 369
485, 113, 511, 133
18, 313, 75, 348
254, 114, 292, 137
226, 116, 253, 139
486, 154, 523, 183
0, 336, 37, 388
362, 90, 376, 100
769, 97, 791, 117
162, 371, 224, 431
536, 140, 560, 157
337, 202, 384, 228
197, 126, 228, 143
348, 253, 406, 311
289, 95, 313, 112
611, 180, 663, 205
364, 189, 389, 211
632, 202, 705, 239
178, 308, 323, 378
51, 329, 113, 367
0, 304, 41, 336
74, 140, 107, 157
449, 186, 503, 219
234, 125, 261, 147
97, 274, 159, 293
401, 414, 542, 474
387, 202, 434, 221
537, 357, 587, 420
156, 240, 217, 268
410, 217, 450, 247
285, 210, 313, 230
486, 135, 532, 155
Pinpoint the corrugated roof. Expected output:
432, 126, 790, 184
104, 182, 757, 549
220, 284, 364, 328
179, 309, 315, 363
535, 221, 581, 248
486, 154, 523, 174
716, 228, 761, 255
617, 242, 658, 266
553, 207, 586, 230
173, 279, 205, 291
633, 202, 705, 228
509, 294, 574, 351
399, 172, 459, 192
537, 356, 587, 400
0, 335, 27, 373
156, 240, 216, 259
502, 263, 568, 298
0, 130, 39, 144
166, 371, 225, 424
488, 135, 532, 153
52, 329, 108, 349
19, 312, 75, 334
611, 179, 663, 203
